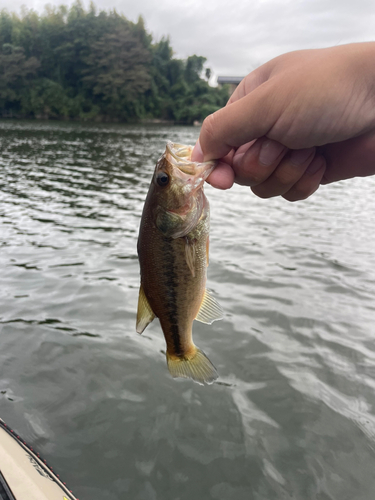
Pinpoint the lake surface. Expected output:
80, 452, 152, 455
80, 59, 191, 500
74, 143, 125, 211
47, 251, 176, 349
1, 120, 375, 499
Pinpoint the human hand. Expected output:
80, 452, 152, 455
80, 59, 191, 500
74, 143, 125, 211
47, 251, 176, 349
192, 43, 375, 201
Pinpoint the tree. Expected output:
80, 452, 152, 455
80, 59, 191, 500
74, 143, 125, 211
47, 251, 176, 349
82, 22, 150, 119
184, 55, 206, 83
0, 43, 39, 114
0, 2, 228, 123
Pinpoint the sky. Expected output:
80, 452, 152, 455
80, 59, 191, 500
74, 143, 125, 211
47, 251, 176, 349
4, 0, 375, 82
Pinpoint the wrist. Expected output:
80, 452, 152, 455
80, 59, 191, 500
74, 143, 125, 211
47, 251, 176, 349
349, 42, 375, 131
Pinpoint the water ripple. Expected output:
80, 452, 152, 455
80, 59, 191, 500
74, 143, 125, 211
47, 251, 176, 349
1, 121, 375, 499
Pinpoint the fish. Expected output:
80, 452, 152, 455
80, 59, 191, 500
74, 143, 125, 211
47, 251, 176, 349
136, 142, 223, 385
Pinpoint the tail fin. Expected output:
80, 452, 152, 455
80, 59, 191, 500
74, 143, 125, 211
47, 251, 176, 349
166, 347, 218, 385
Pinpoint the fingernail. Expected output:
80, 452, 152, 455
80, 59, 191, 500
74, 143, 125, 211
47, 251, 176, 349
191, 141, 203, 162
306, 156, 325, 175
290, 148, 315, 166
259, 139, 286, 166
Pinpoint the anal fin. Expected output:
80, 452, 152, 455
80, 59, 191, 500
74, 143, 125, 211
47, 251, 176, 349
195, 289, 223, 324
136, 285, 155, 334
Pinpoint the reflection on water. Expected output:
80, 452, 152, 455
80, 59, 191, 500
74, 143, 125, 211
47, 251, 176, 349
1, 120, 375, 499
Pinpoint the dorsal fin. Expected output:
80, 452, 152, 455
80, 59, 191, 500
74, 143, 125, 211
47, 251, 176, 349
136, 285, 155, 334
195, 289, 223, 324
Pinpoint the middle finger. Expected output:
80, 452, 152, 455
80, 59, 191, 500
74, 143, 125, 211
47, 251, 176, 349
251, 147, 316, 198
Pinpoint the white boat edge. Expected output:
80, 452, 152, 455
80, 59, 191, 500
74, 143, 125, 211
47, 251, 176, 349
0, 417, 77, 500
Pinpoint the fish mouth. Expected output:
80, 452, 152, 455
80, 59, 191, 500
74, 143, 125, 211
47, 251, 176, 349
166, 142, 216, 178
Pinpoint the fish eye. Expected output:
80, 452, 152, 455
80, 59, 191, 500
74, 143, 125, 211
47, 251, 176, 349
156, 172, 170, 187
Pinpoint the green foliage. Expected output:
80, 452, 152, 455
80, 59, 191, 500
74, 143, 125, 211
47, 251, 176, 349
82, 23, 150, 120
0, 2, 228, 123
184, 55, 206, 83
0, 42, 39, 113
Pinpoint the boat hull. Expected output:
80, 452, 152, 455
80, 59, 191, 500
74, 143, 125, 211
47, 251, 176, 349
0, 418, 77, 500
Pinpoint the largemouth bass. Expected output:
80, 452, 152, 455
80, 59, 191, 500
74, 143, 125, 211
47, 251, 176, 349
136, 142, 223, 385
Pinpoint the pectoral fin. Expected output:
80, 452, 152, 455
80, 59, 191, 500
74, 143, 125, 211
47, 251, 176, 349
136, 285, 155, 334
185, 238, 196, 277
206, 236, 209, 267
195, 289, 223, 324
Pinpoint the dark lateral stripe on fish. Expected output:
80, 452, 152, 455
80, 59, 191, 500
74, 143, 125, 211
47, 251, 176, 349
162, 237, 183, 356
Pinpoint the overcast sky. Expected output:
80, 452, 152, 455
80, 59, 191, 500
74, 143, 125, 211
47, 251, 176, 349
5, 0, 375, 81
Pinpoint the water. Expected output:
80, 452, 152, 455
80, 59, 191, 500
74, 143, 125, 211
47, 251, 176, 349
1, 120, 375, 499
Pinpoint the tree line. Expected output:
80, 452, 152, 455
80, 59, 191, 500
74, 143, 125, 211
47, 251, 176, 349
0, 2, 229, 123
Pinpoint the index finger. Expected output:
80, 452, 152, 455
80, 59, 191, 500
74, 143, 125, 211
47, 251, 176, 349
198, 81, 279, 161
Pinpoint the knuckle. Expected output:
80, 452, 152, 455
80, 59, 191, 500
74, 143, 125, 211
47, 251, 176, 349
284, 183, 319, 202
272, 163, 306, 187
237, 170, 265, 187
251, 185, 273, 199
250, 174, 266, 186
201, 112, 217, 144
274, 173, 295, 187
283, 192, 304, 202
